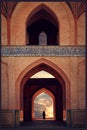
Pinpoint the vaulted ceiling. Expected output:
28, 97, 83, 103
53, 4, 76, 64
1, 1, 86, 19
1, 2, 17, 18
67, 1, 86, 19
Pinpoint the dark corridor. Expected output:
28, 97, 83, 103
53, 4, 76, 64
27, 9, 59, 45
23, 78, 63, 122
27, 19, 58, 45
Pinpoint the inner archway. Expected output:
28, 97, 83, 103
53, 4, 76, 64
32, 88, 55, 120
23, 77, 62, 122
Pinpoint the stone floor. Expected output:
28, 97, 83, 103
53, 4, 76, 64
19, 120, 67, 129
1, 120, 86, 130
0, 120, 68, 130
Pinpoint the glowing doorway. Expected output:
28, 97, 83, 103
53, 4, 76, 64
32, 88, 55, 120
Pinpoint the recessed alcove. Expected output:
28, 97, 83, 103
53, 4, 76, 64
26, 7, 59, 45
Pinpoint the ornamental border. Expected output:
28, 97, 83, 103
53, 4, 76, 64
1, 46, 86, 56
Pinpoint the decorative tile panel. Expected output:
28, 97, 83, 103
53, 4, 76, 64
1, 46, 86, 57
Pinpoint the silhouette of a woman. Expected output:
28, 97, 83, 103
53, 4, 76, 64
43, 111, 45, 119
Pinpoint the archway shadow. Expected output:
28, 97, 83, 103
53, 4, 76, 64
20, 120, 66, 128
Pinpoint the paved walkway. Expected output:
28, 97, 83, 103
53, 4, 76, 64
20, 120, 67, 129
1, 120, 86, 129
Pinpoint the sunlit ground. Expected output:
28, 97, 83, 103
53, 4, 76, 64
34, 92, 54, 120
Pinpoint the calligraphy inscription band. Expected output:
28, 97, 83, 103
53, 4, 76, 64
1, 46, 85, 57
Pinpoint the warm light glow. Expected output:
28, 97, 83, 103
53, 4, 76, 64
34, 92, 53, 119
31, 71, 55, 78
46, 105, 53, 118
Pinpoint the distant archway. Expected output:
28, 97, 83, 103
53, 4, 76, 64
32, 88, 55, 120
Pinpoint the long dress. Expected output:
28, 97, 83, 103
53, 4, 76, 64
43, 111, 45, 119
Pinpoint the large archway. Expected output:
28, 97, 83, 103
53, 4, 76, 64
15, 58, 71, 122
23, 77, 63, 122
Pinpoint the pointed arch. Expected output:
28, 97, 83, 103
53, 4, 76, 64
15, 58, 71, 110
26, 3, 59, 45
32, 88, 55, 120
26, 3, 59, 28
32, 88, 55, 100
11, 2, 74, 45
